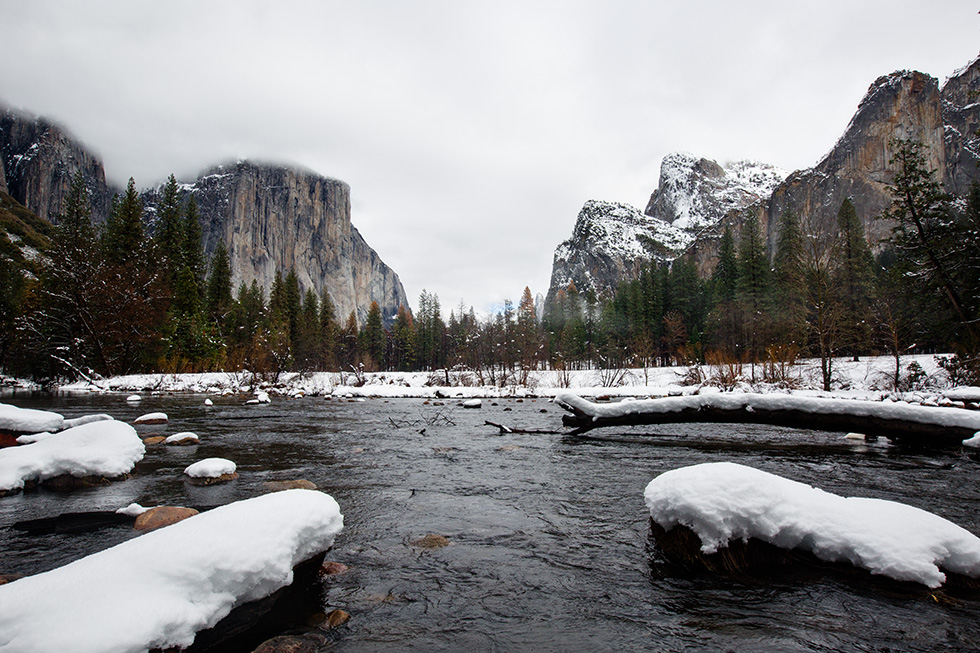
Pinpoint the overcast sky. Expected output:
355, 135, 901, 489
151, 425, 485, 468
1, 1, 976, 315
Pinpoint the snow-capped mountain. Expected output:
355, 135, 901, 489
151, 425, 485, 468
644, 153, 787, 232
546, 199, 690, 304
546, 155, 786, 305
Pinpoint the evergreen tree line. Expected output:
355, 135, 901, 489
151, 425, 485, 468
1, 140, 978, 388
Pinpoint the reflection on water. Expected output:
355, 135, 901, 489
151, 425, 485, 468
3, 391, 980, 651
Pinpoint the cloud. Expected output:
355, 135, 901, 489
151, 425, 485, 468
0, 0, 977, 314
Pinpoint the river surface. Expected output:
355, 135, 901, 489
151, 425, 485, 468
3, 391, 980, 652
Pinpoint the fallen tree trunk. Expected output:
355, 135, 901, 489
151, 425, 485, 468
555, 392, 980, 447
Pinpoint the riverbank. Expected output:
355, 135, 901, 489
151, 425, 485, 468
1, 354, 965, 405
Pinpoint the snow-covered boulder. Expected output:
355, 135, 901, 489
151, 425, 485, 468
645, 462, 980, 588
0, 421, 145, 494
184, 458, 238, 485
165, 432, 200, 446
0, 489, 344, 652
945, 386, 980, 403
134, 412, 168, 425
0, 403, 64, 435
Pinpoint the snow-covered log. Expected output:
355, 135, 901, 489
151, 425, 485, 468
555, 392, 980, 446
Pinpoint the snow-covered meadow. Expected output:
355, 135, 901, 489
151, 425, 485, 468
44, 354, 959, 403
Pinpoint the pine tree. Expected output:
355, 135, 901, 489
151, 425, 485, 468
156, 174, 185, 282
361, 300, 386, 370
318, 289, 339, 369
834, 198, 876, 359
102, 178, 146, 267
736, 212, 770, 374
205, 241, 233, 321
391, 304, 415, 371
884, 138, 978, 347
182, 194, 206, 291
712, 224, 738, 303
771, 209, 805, 348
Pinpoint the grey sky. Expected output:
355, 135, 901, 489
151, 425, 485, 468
0, 1, 976, 315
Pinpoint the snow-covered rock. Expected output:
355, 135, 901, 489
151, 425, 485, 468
645, 462, 980, 588
945, 386, 980, 403
0, 489, 343, 652
546, 154, 786, 304
134, 412, 168, 425
165, 432, 200, 446
0, 421, 144, 493
185, 458, 236, 478
645, 153, 787, 232
0, 403, 63, 434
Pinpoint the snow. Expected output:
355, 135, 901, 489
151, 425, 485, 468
134, 412, 167, 424
0, 403, 63, 434
184, 457, 236, 478
0, 489, 344, 652
651, 153, 787, 231
63, 414, 113, 429
50, 354, 976, 408
962, 432, 980, 448
0, 421, 145, 492
165, 432, 199, 445
644, 462, 980, 588
554, 391, 980, 432
944, 386, 980, 402
125, 394, 141, 402
115, 502, 148, 516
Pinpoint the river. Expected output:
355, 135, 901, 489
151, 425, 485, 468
3, 391, 980, 651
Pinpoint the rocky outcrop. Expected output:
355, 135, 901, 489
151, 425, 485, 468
0, 104, 115, 223
171, 160, 409, 325
0, 101, 409, 325
547, 156, 784, 304
763, 69, 947, 255
546, 199, 688, 304
645, 154, 786, 231
941, 56, 980, 198
547, 54, 980, 296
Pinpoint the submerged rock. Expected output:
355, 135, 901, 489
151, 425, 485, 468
412, 534, 450, 550
263, 479, 318, 493
134, 506, 199, 532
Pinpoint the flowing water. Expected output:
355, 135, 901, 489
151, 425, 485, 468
3, 391, 980, 651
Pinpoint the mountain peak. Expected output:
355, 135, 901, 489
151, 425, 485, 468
644, 153, 787, 232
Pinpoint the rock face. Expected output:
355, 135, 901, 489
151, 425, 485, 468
0, 104, 115, 223
181, 161, 409, 325
546, 199, 686, 304
547, 157, 784, 303
762, 69, 947, 256
645, 154, 786, 232
547, 54, 980, 297
0, 101, 409, 325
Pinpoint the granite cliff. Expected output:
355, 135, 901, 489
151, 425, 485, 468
0, 104, 115, 223
547, 156, 785, 304
547, 54, 980, 300
0, 104, 408, 324
172, 161, 409, 324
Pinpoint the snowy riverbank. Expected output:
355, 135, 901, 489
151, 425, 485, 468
8, 354, 966, 405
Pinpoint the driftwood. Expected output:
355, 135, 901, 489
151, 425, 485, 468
555, 393, 980, 447
483, 421, 563, 435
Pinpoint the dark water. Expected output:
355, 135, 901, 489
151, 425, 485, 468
3, 391, 980, 652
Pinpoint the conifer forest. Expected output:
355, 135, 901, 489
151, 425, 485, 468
2, 140, 979, 388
